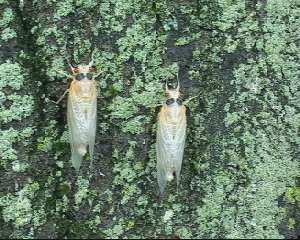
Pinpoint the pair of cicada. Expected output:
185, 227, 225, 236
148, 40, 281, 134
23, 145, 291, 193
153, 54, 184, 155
59, 61, 187, 194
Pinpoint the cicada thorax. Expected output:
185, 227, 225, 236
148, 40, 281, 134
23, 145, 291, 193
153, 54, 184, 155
156, 85, 187, 194
160, 102, 185, 139
71, 65, 96, 95
68, 64, 97, 171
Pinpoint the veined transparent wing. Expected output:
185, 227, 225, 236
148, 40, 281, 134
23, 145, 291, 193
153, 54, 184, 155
156, 105, 187, 194
87, 86, 97, 169
67, 88, 89, 171
173, 106, 187, 185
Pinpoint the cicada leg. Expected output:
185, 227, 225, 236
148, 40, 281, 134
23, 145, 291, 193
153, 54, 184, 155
55, 89, 69, 104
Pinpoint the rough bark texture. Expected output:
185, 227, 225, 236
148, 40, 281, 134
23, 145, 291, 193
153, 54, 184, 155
0, 0, 299, 238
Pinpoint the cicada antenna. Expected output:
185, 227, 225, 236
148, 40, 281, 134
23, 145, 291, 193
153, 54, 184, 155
88, 49, 95, 67
63, 39, 76, 73
88, 40, 97, 67
176, 71, 180, 91
176, 81, 180, 91
165, 80, 169, 91
66, 57, 75, 73
88, 48, 103, 78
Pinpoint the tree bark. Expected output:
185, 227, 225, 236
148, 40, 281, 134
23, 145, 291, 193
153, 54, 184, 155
0, 0, 299, 238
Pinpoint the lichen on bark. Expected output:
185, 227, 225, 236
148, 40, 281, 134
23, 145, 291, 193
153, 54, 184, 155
0, 0, 299, 238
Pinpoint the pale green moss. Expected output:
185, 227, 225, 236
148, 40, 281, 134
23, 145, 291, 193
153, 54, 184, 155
1, 27, 17, 41
0, 62, 24, 90
75, 0, 98, 8
0, 127, 34, 167
288, 218, 296, 230
286, 187, 300, 206
74, 176, 90, 210
175, 37, 190, 46
0, 92, 34, 124
54, 0, 74, 18
12, 160, 29, 172
0, 8, 14, 27
104, 223, 124, 239
1, 0, 299, 238
0, 7, 16, 41
56, 195, 69, 214
121, 115, 150, 134
0, 94, 34, 123
109, 96, 139, 120
176, 227, 192, 239
0, 128, 19, 164
37, 120, 58, 152
0, 62, 35, 169
199, 0, 300, 238
0, 182, 42, 228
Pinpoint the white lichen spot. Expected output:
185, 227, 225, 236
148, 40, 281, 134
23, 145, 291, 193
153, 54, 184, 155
12, 160, 29, 172
56, 161, 64, 168
162, 209, 174, 223
74, 176, 89, 208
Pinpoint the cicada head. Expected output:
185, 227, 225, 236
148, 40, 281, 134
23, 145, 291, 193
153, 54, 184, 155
69, 64, 97, 82
165, 80, 182, 105
68, 62, 98, 99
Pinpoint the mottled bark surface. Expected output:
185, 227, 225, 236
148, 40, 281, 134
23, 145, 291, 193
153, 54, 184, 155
0, 0, 299, 238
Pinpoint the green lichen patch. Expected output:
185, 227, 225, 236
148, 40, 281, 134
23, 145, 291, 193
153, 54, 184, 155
0, 182, 45, 228
0, 0, 299, 238
0, 62, 25, 90
0, 7, 17, 42
0, 62, 35, 169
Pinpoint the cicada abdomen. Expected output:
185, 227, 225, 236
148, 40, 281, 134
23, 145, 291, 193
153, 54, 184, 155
156, 82, 187, 195
67, 62, 97, 171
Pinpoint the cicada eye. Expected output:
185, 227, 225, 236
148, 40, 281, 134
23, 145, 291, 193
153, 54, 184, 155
177, 98, 183, 105
89, 66, 96, 72
86, 73, 93, 80
75, 73, 85, 81
166, 98, 175, 105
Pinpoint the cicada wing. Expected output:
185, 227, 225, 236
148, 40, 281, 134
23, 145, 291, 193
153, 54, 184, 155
173, 106, 187, 187
87, 88, 97, 169
156, 109, 172, 194
67, 91, 87, 171
156, 106, 187, 194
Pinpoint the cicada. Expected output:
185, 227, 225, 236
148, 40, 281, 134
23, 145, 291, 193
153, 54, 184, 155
57, 58, 101, 171
156, 82, 187, 195
67, 62, 99, 171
